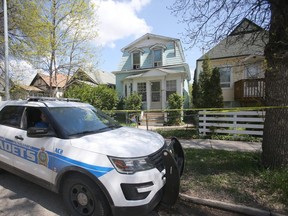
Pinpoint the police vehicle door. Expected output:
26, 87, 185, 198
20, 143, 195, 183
12, 107, 55, 183
0, 106, 25, 168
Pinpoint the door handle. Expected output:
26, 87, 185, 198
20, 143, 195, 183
15, 135, 24, 141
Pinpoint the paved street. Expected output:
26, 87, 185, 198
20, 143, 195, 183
0, 171, 244, 216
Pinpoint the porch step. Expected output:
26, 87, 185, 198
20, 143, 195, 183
141, 112, 164, 126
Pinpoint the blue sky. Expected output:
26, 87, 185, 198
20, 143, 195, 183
95, 0, 203, 78
10, 0, 203, 85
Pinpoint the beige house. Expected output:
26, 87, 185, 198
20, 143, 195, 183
195, 18, 268, 107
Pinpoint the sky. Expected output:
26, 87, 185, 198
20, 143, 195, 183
93, 0, 203, 78
8, 0, 203, 85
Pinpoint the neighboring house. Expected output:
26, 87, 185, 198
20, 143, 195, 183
30, 72, 70, 98
195, 18, 268, 107
113, 33, 191, 110
10, 85, 44, 100
66, 68, 115, 89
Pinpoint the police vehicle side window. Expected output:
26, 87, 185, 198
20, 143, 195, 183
0, 106, 24, 128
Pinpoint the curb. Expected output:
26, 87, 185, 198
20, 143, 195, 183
179, 193, 286, 216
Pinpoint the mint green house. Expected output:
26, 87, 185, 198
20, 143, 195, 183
112, 33, 191, 110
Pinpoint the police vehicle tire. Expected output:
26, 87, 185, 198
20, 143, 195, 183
62, 174, 110, 216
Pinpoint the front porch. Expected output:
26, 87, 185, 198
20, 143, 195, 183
234, 78, 265, 106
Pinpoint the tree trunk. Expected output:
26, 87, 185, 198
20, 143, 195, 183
262, 0, 288, 168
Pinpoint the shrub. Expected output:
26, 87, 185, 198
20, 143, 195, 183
167, 93, 183, 125
124, 93, 142, 110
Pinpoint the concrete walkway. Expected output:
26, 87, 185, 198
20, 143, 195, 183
178, 139, 262, 152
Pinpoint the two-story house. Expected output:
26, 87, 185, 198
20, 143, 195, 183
113, 33, 191, 110
195, 18, 268, 107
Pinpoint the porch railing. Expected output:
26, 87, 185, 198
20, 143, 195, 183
234, 78, 265, 101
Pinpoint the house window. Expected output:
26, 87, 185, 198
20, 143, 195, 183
153, 49, 162, 67
219, 66, 231, 88
245, 63, 263, 79
137, 82, 146, 102
151, 82, 161, 102
166, 80, 176, 100
124, 84, 128, 97
132, 52, 140, 69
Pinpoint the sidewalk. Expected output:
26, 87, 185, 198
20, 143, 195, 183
178, 139, 262, 152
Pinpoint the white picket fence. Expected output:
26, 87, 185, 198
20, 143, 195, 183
199, 110, 265, 137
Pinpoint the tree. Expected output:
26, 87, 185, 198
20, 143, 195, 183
193, 56, 223, 108
167, 93, 184, 125
207, 68, 223, 108
64, 84, 118, 110
0, 1, 49, 77
34, 0, 99, 96
169, 0, 288, 168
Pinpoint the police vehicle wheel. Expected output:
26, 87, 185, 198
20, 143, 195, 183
62, 174, 110, 216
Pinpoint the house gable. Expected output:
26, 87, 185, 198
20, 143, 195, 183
196, 18, 267, 62
117, 33, 186, 71
195, 18, 267, 107
230, 18, 263, 36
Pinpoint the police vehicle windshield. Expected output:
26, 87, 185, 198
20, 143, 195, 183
49, 106, 120, 136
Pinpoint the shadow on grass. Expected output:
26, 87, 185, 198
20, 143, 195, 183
181, 149, 287, 214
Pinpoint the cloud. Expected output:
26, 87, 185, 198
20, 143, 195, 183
93, 0, 152, 48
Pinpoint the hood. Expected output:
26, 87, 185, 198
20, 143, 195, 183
70, 127, 165, 157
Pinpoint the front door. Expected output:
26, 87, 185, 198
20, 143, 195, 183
150, 81, 161, 109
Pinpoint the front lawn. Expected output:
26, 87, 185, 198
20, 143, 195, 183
182, 149, 288, 215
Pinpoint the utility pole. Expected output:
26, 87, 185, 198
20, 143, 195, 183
4, 0, 10, 100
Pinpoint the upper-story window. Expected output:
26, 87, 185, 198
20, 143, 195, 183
153, 49, 162, 67
245, 62, 264, 79
219, 66, 232, 88
132, 52, 140, 69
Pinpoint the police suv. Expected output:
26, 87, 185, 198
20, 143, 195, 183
0, 97, 184, 216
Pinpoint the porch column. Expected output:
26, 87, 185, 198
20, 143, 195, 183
146, 81, 151, 110
162, 78, 166, 110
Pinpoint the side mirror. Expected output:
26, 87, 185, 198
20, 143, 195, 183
27, 127, 54, 137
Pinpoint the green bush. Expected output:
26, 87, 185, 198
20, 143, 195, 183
124, 93, 142, 110
64, 84, 118, 110
167, 93, 183, 125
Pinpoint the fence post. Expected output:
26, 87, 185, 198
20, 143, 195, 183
233, 113, 237, 138
146, 113, 148, 130
202, 110, 206, 136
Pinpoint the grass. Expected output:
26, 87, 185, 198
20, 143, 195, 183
153, 128, 287, 214
181, 148, 288, 215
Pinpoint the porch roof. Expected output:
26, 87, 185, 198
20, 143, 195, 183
123, 68, 186, 80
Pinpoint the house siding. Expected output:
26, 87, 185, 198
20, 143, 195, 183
114, 33, 191, 110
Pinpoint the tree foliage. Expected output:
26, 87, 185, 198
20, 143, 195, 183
170, 0, 288, 168
169, 0, 270, 49
193, 56, 223, 108
0, 0, 99, 93
64, 84, 118, 110
167, 93, 184, 125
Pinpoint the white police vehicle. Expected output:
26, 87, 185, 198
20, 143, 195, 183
0, 97, 184, 216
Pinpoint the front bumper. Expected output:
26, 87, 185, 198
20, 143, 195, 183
107, 137, 185, 216
161, 137, 185, 206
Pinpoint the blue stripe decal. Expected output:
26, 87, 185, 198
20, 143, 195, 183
0, 136, 113, 177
